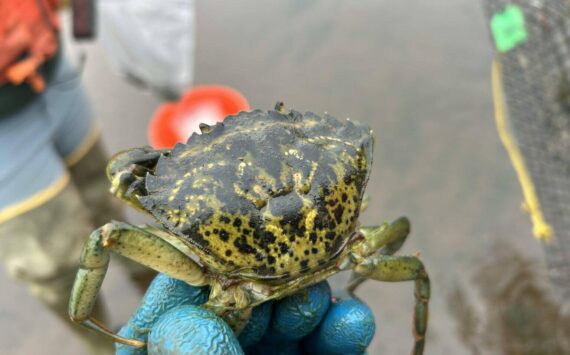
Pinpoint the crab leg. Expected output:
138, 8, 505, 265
353, 253, 430, 355
357, 217, 410, 256
69, 221, 208, 347
347, 217, 411, 292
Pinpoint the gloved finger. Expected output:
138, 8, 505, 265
265, 281, 331, 341
148, 305, 244, 355
303, 291, 375, 355
116, 273, 209, 354
238, 301, 273, 348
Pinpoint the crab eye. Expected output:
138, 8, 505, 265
131, 164, 149, 177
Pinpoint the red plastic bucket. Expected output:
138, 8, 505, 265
148, 85, 250, 148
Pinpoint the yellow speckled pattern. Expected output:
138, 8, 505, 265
110, 109, 374, 282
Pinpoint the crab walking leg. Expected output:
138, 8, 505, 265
357, 217, 410, 256
348, 217, 411, 292
69, 221, 208, 347
354, 254, 430, 355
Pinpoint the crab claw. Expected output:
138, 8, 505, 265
106, 146, 170, 210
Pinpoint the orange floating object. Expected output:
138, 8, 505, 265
148, 85, 250, 149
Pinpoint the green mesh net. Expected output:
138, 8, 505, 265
483, 0, 570, 303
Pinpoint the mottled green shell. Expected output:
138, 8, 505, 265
139, 109, 374, 281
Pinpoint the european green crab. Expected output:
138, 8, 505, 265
69, 104, 430, 354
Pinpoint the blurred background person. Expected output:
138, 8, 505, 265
0, 1, 156, 353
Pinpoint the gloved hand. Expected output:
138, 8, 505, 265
116, 273, 376, 355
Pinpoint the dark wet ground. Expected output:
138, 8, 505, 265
0, 1, 561, 354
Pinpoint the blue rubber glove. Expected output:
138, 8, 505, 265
116, 274, 375, 355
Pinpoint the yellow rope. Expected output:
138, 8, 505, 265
0, 173, 70, 224
491, 59, 553, 242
